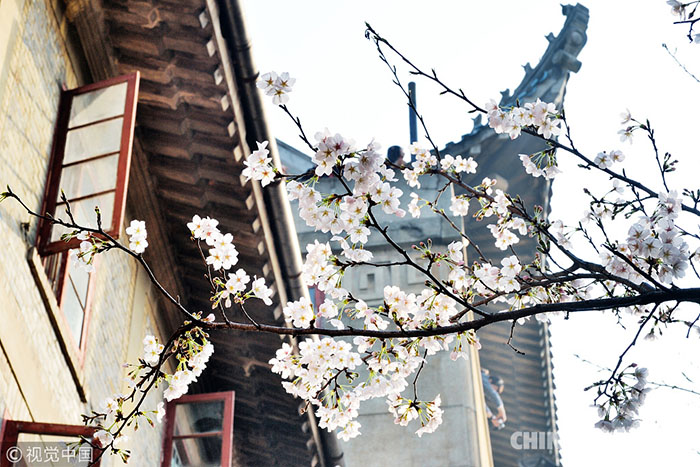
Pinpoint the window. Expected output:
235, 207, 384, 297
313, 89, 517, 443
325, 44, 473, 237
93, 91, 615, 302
33, 72, 140, 354
0, 420, 100, 466
37, 72, 140, 254
161, 391, 235, 467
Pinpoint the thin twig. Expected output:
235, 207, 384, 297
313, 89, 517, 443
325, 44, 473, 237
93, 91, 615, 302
506, 320, 525, 355
662, 43, 700, 83
413, 349, 429, 400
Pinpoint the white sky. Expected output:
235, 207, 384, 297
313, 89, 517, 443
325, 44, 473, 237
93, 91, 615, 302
241, 1, 700, 464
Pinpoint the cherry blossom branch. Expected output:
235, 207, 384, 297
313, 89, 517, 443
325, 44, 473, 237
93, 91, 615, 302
89, 322, 198, 465
361, 26, 700, 216
642, 121, 672, 193
510, 199, 653, 294
591, 304, 660, 404
506, 320, 525, 355
9, 170, 693, 346
523, 126, 700, 217
364, 23, 485, 114
238, 302, 261, 329
662, 43, 700, 83
368, 28, 442, 158
202, 287, 700, 339
279, 104, 317, 153
363, 205, 490, 318
646, 380, 700, 397
1, 187, 201, 323
321, 165, 490, 319
576, 353, 700, 398
412, 349, 428, 400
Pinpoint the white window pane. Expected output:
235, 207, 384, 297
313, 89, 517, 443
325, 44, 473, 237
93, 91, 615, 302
50, 192, 115, 242
171, 436, 222, 467
64, 118, 123, 165
69, 262, 90, 307
57, 154, 119, 201
174, 401, 225, 436
62, 282, 85, 345
69, 81, 127, 128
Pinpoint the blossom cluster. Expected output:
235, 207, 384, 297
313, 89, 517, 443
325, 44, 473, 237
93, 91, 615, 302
126, 219, 148, 254
387, 394, 444, 437
288, 138, 408, 240
401, 144, 476, 189
518, 153, 561, 179
594, 366, 649, 432
256, 71, 295, 104
269, 336, 448, 439
88, 332, 212, 459
487, 99, 563, 179
72, 230, 98, 272
599, 190, 689, 284
142, 334, 165, 365
186, 214, 274, 309
487, 98, 562, 140
242, 140, 275, 186
187, 215, 239, 271
163, 339, 214, 401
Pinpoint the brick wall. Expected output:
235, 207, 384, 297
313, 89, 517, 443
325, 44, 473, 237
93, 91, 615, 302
0, 1, 166, 464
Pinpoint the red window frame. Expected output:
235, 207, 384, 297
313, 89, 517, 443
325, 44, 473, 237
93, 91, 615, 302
161, 391, 235, 467
37, 72, 140, 255
0, 420, 100, 467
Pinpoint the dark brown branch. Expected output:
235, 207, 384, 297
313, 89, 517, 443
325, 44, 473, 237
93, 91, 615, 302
208, 287, 700, 339
2, 188, 201, 323
594, 304, 659, 403
365, 23, 485, 114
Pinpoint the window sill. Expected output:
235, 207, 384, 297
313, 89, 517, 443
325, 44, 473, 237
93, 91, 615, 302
26, 247, 88, 402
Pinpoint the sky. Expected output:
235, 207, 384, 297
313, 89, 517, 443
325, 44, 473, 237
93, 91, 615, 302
240, 1, 700, 465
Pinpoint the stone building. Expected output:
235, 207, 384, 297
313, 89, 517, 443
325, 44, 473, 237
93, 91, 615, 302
0, 0, 341, 465
282, 4, 589, 466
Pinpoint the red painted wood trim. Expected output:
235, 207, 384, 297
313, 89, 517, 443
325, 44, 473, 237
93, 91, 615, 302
0, 418, 19, 467
221, 390, 235, 466
160, 398, 177, 467
56, 188, 117, 205
110, 71, 139, 246
67, 114, 124, 132
61, 150, 120, 169
37, 87, 72, 254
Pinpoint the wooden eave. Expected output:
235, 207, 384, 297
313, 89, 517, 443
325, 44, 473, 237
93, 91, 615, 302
70, 0, 316, 464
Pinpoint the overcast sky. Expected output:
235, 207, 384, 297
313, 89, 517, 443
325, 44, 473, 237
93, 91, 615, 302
240, 1, 700, 464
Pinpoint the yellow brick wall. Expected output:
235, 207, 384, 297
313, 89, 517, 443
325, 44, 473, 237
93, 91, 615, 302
0, 1, 166, 465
